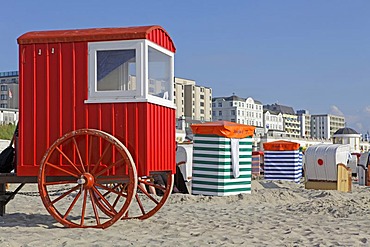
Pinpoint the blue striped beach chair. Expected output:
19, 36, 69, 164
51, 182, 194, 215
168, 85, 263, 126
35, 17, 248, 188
263, 141, 302, 183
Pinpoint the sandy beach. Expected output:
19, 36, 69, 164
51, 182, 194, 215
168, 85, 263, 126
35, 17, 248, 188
0, 180, 369, 246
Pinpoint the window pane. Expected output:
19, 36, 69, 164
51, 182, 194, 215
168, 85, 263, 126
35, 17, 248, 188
148, 47, 171, 99
96, 49, 136, 91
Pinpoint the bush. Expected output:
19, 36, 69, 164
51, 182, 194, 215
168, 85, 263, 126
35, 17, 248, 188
0, 124, 17, 140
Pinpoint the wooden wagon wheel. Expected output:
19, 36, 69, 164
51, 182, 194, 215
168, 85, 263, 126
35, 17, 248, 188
38, 129, 137, 228
96, 171, 173, 220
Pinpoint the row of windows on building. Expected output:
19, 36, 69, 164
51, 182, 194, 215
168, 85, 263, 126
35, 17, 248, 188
265, 116, 282, 121
226, 119, 262, 126
213, 102, 263, 110
176, 92, 211, 101
191, 109, 211, 115
212, 110, 262, 118
0, 71, 18, 77
0, 85, 8, 91
285, 117, 299, 122
285, 123, 300, 128
0, 78, 17, 84
193, 101, 211, 107
267, 124, 283, 130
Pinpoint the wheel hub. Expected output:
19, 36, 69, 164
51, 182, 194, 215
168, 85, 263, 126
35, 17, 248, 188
77, 173, 95, 189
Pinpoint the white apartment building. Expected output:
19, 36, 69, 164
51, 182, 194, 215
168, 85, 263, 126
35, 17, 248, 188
311, 114, 345, 139
264, 104, 301, 138
174, 79, 187, 118
212, 95, 263, 127
263, 110, 284, 133
174, 77, 212, 122
297, 109, 311, 138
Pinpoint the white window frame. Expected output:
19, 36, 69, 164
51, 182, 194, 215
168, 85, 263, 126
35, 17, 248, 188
86, 39, 175, 109
145, 40, 175, 108
87, 40, 143, 101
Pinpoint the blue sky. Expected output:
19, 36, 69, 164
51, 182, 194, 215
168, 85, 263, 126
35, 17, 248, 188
1, 1, 370, 133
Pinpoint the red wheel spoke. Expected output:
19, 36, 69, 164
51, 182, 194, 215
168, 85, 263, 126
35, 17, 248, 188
92, 186, 118, 215
45, 162, 79, 178
101, 184, 121, 197
100, 184, 122, 209
95, 158, 125, 177
136, 180, 160, 204
91, 144, 111, 174
62, 189, 82, 220
80, 188, 88, 226
72, 137, 86, 173
95, 183, 128, 198
139, 178, 167, 192
50, 185, 80, 204
150, 183, 167, 192
111, 192, 121, 209
140, 188, 160, 204
138, 179, 166, 192
138, 178, 154, 186
122, 172, 173, 220
88, 135, 93, 172
55, 147, 82, 175
89, 189, 101, 225
134, 193, 146, 215
44, 180, 76, 186
137, 185, 146, 193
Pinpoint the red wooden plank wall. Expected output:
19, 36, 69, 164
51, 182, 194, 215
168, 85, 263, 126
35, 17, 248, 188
18, 42, 175, 176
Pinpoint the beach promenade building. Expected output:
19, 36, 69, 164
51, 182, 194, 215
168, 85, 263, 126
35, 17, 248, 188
0, 71, 19, 109
212, 94, 264, 129
332, 127, 361, 153
263, 109, 284, 133
311, 114, 345, 139
174, 77, 212, 122
264, 103, 301, 138
297, 109, 311, 138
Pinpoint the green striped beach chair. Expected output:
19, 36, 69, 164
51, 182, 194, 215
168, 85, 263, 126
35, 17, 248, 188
192, 134, 253, 196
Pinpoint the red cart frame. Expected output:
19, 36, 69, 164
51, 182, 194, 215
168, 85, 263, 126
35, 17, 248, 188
0, 25, 177, 228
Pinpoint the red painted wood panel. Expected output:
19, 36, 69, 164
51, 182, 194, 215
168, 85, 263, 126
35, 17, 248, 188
61, 42, 74, 136
74, 42, 88, 130
17, 34, 176, 176
35, 44, 48, 165
19, 44, 36, 171
48, 43, 61, 148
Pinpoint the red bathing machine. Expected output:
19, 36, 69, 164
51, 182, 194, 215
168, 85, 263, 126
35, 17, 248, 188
5, 25, 177, 228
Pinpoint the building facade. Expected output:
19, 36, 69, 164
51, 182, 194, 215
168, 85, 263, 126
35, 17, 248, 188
297, 109, 311, 138
174, 77, 212, 122
263, 110, 284, 133
264, 103, 301, 138
212, 95, 264, 127
311, 114, 345, 139
0, 71, 19, 109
